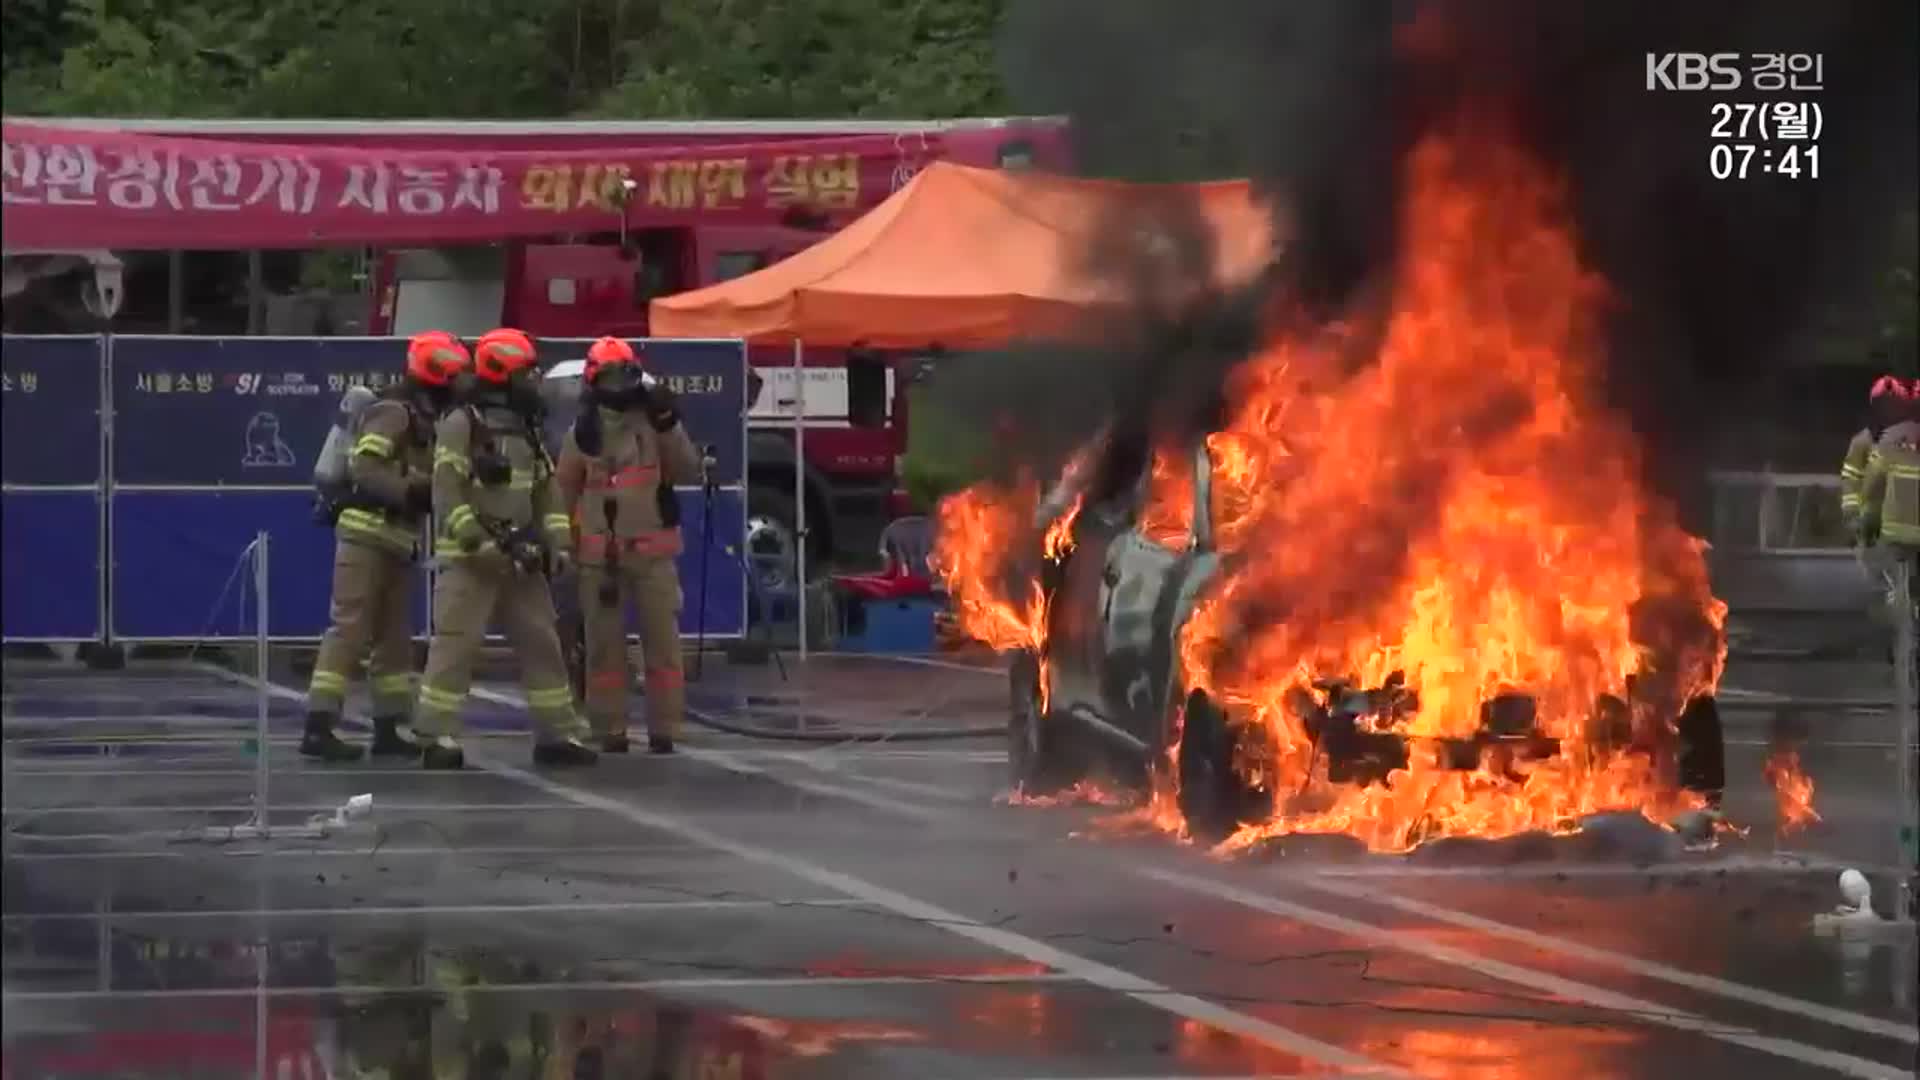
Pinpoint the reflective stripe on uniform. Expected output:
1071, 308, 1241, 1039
434, 446, 471, 475
542, 513, 571, 532
445, 505, 477, 534
337, 508, 416, 548
354, 432, 395, 458
585, 464, 660, 492
644, 666, 684, 689
587, 670, 626, 690
372, 673, 413, 696
525, 686, 574, 710
578, 530, 681, 557
434, 538, 479, 559
309, 670, 347, 694
418, 684, 466, 713
510, 467, 536, 492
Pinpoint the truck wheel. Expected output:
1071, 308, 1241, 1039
1179, 691, 1249, 845
745, 488, 802, 596
1009, 650, 1073, 795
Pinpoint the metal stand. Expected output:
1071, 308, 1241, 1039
793, 337, 808, 662
183, 532, 372, 845
1893, 557, 1917, 921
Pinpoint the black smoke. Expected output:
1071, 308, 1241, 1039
968, 0, 1918, 509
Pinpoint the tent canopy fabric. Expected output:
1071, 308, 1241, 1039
648, 162, 1274, 348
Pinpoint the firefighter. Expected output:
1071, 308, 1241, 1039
412, 327, 597, 769
300, 331, 467, 762
556, 336, 702, 753
1840, 375, 1910, 532
1859, 380, 1920, 566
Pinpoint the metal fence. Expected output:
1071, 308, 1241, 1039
1, 334, 750, 644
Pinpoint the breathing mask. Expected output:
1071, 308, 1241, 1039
587, 362, 652, 411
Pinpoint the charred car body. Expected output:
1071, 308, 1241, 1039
1009, 433, 1728, 843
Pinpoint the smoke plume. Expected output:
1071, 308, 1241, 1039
963, 0, 1918, 506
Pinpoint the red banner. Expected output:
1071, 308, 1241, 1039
1, 122, 942, 252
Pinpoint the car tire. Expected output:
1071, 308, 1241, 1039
1008, 649, 1072, 795
1178, 691, 1247, 845
1675, 694, 1725, 803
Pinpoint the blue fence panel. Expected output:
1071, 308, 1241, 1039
111, 489, 425, 640
2, 335, 102, 487
98, 335, 745, 642
672, 488, 748, 637
2, 334, 105, 641
2, 490, 103, 640
112, 337, 399, 487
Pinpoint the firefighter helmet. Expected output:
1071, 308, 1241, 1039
473, 328, 538, 384
405, 331, 470, 387
584, 336, 636, 381
1869, 374, 1910, 402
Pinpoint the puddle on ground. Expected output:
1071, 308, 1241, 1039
3, 922, 944, 1079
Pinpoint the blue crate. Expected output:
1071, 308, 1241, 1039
836, 595, 940, 654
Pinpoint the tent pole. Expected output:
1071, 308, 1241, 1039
793, 337, 807, 662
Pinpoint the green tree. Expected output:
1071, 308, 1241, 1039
591, 0, 1008, 118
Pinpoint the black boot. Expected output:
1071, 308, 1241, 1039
600, 732, 631, 754
421, 738, 465, 770
647, 734, 675, 755
369, 715, 422, 758
533, 738, 599, 767
299, 712, 364, 762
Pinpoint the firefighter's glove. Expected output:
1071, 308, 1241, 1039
405, 476, 434, 515
645, 384, 681, 432
466, 540, 513, 576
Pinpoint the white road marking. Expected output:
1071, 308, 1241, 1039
469, 686, 953, 821
4, 898, 875, 923
3, 802, 595, 815
229, 668, 1400, 1077
0, 767, 502, 779
3, 844, 688, 862
1297, 854, 1850, 879
771, 750, 980, 803
1139, 866, 1909, 1080
1296, 876, 1917, 1044
2, 971, 1084, 1004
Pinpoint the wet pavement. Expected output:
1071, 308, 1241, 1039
3, 653, 1914, 1079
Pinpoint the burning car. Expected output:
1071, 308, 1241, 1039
998, 430, 1726, 846
939, 132, 1750, 853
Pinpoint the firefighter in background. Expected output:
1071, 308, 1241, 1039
1859, 378, 1920, 585
556, 337, 701, 754
412, 328, 597, 769
301, 331, 467, 762
1840, 375, 1910, 533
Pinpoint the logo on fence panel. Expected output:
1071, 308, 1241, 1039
242, 412, 297, 468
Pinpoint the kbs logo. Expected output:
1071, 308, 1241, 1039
1645, 53, 1742, 91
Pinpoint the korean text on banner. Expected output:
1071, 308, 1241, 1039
3, 122, 919, 251
112, 336, 396, 487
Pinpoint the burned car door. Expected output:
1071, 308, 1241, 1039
1043, 491, 1128, 722
1097, 485, 1186, 749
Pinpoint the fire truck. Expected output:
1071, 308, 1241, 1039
3, 115, 1072, 588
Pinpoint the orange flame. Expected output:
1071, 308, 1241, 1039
940, 125, 1732, 854
1762, 749, 1820, 835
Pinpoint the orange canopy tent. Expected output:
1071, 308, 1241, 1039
648, 162, 1274, 348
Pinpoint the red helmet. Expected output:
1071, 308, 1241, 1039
1869, 374, 1910, 402
405, 331, 470, 387
473, 328, 537, 384
584, 336, 636, 381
